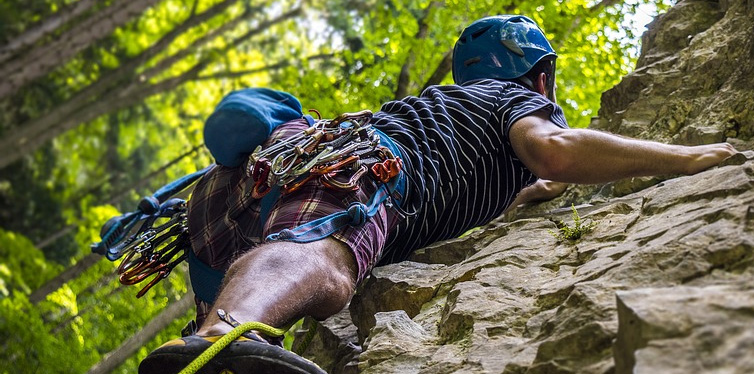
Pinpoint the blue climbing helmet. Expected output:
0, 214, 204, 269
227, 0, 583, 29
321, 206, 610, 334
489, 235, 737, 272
452, 15, 557, 98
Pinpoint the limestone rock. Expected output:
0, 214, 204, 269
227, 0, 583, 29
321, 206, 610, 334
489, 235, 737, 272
300, 0, 754, 372
293, 308, 361, 374
614, 286, 754, 374
350, 261, 447, 343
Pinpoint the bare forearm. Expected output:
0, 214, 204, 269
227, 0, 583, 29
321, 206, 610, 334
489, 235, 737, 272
543, 129, 693, 183
510, 115, 738, 184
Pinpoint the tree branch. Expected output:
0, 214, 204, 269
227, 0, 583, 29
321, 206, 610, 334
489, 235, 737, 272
0, 0, 100, 64
554, 0, 625, 50
5, 0, 241, 140
0, 0, 243, 168
394, 1, 442, 99
0, 0, 163, 100
194, 53, 334, 81
0, 7, 303, 168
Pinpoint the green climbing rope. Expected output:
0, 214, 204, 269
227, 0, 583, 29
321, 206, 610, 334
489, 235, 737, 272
177, 321, 286, 374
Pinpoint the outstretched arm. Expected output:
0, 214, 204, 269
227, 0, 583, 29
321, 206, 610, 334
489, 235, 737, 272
509, 113, 738, 184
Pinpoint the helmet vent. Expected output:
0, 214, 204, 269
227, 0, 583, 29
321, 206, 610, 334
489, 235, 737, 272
469, 26, 492, 41
463, 57, 481, 67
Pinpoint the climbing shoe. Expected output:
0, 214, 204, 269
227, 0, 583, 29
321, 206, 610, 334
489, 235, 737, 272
138, 334, 326, 374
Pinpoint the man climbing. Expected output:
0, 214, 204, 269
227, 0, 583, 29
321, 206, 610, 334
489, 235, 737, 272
139, 15, 737, 373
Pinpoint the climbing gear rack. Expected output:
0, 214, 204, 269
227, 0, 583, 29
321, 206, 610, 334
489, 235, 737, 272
91, 167, 210, 297
247, 110, 402, 199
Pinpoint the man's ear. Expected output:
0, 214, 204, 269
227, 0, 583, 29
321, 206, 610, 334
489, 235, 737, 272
535, 72, 548, 96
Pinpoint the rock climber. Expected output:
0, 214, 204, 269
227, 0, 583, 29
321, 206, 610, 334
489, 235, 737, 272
139, 15, 738, 374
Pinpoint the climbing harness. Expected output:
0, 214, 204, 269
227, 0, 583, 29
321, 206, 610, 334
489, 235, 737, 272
92, 110, 405, 298
251, 110, 405, 244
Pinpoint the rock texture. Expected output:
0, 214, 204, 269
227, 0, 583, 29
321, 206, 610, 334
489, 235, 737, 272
297, 1, 754, 373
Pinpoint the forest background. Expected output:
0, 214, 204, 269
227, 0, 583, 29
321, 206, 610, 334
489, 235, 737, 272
0, 0, 670, 372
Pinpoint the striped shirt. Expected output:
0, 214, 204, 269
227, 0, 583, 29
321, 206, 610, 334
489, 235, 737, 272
372, 79, 569, 264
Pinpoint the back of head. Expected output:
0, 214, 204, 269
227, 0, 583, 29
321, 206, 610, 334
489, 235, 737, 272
452, 15, 557, 94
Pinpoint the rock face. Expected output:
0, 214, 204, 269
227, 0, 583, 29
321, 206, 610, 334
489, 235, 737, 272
297, 1, 754, 373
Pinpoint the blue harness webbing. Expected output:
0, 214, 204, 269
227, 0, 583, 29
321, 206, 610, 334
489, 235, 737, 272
265, 128, 404, 243
95, 108, 405, 305
188, 129, 405, 305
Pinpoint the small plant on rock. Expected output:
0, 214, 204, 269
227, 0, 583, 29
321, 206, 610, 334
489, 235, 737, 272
550, 204, 597, 242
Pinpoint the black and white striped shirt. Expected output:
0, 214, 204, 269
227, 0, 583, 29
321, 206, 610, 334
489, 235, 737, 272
372, 79, 569, 264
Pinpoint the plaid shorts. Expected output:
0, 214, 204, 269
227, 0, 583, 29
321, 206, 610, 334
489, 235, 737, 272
187, 119, 391, 311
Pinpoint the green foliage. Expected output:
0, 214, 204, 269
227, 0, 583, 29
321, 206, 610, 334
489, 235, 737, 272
0, 292, 78, 374
550, 204, 597, 242
0, 229, 62, 296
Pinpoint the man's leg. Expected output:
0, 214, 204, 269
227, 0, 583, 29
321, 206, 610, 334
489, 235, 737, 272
198, 238, 358, 336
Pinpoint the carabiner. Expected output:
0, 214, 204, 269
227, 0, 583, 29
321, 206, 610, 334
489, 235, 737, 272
251, 158, 271, 182
282, 173, 322, 195
313, 155, 360, 175
321, 165, 369, 191
330, 110, 373, 128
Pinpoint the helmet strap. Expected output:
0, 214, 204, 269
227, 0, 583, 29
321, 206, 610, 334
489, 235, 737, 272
545, 60, 557, 102
516, 76, 535, 91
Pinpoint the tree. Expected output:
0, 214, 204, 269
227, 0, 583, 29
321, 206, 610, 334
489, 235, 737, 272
0, 0, 163, 101
86, 292, 194, 374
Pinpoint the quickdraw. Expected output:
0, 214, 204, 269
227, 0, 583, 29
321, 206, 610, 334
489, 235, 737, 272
92, 167, 208, 298
248, 110, 402, 198
111, 198, 190, 297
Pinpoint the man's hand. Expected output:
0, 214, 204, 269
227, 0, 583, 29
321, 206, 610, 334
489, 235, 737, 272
504, 179, 569, 214
681, 143, 739, 175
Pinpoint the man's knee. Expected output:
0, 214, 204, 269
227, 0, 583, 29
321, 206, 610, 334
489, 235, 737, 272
228, 239, 357, 292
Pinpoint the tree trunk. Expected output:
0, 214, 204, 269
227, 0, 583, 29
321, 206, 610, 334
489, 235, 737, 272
420, 48, 453, 91
0, 0, 99, 64
0, 5, 302, 169
0, 0, 163, 100
85, 292, 195, 374
0, 0, 241, 155
394, 1, 440, 100
418, 1, 521, 91
29, 253, 102, 303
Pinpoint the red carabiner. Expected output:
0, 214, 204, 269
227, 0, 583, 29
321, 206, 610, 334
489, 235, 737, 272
371, 157, 403, 183
135, 266, 170, 298
250, 158, 273, 199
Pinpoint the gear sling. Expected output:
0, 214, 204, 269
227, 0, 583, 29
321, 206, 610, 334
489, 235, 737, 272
92, 88, 405, 304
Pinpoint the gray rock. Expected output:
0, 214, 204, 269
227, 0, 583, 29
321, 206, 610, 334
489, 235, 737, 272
614, 285, 754, 374
298, 1, 754, 372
